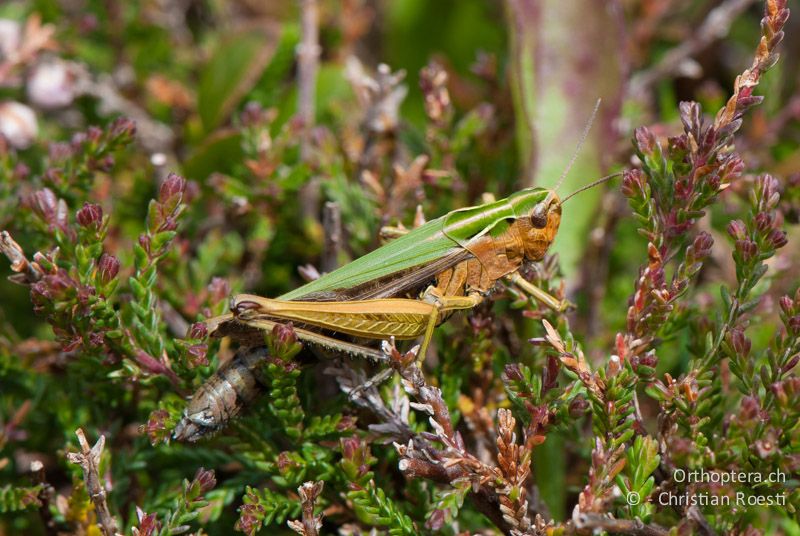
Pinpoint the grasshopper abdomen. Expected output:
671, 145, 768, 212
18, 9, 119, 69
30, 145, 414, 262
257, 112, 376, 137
173, 347, 269, 442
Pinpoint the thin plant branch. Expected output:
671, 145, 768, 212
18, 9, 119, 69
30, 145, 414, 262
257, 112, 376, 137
570, 512, 669, 536
322, 201, 342, 273
630, 0, 758, 95
66, 429, 120, 536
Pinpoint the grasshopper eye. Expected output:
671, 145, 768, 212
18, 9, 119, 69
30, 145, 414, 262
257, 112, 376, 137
530, 203, 548, 228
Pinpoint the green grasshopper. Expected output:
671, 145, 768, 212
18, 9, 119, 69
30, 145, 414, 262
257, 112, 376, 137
173, 174, 618, 441
173, 103, 614, 441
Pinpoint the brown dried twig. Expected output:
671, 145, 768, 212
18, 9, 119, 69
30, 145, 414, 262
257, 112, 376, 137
570, 512, 668, 536
383, 342, 547, 535
66, 429, 120, 536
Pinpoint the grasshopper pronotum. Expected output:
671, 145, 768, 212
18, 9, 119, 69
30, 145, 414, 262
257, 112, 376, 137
174, 106, 615, 442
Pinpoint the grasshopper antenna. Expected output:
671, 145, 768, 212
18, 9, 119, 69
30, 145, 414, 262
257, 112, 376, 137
562, 171, 622, 203
554, 99, 602, 192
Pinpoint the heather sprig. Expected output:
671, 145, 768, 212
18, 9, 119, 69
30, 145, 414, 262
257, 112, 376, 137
615, 435, 660, 522
132, 467, 217, 536
125, 172, 188, 378
41, 118, 137, 204
340, 436, 417, 536
0, 484, 43, 513
262, 323, 305, 440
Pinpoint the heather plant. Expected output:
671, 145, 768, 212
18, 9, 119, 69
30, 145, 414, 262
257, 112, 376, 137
1, 1, 798, 535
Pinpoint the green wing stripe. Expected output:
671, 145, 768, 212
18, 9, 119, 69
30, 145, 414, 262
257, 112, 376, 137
280, 215, 456, 299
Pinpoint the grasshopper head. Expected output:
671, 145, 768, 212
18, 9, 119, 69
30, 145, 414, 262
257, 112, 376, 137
521, 189, 561, 261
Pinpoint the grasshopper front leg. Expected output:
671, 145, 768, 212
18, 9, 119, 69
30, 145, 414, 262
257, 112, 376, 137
505, 271, 573, 312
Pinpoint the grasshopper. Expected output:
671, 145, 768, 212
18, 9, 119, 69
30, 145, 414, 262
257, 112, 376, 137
174, 107, 614, 442
173, 180, 623, 441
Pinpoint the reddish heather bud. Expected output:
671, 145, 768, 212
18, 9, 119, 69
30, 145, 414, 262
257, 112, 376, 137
735, 239, 757, 262
727, 219, 747, 240
568, 396, 589, 417
767, 229, 788, 249
779, 295, 794, 316
135, 509, 161, 536
143, 409, 170, 446
97, 253, 120, 284
269, 322, 302, 362
88, 332, 104, 347
192, 467, 216, 495
770, 382, 789, 406
86, 125, 103, 144
188, 322, 208, 340
273, 322, 297, 347
76, 202, 103, 228
503, 363, 524, 382
240, 101, 266, 127
43, 168, 64, 187
336, 415, 357, 432
706, 173, 721, 192
139, 234, 152, 254
692, 231, 714, 258
729, 327, 751, 357
70, 132, 87, 151
159, 173, 186, 204
48, 141, 73, 161
28, 188, 58, 222
720, 154, 745, 183
740, 396, 760, 420
679, 101, 701, 134
789, 316, 800, 334
621, 169, 644, 199
186, 344, 208, 367
96, 155, 115, 172
755, 212, 774, 232
759, 175, 780, 209
236, 503, 266, 535
634, 126, 656, 154
639, 352, 658, 369
110, 116, 136, 140
13, 162, 30, 181
783, 354, 799, 373
426, 509, 447, 531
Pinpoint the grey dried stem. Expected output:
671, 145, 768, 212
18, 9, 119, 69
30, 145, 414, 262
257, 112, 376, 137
297, 0, 322, 222
321, 201, 342, 273
65, 429, 120, 536
288, 481, 324, 536
0, 230, 44, 284
297, 0, 320, 161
